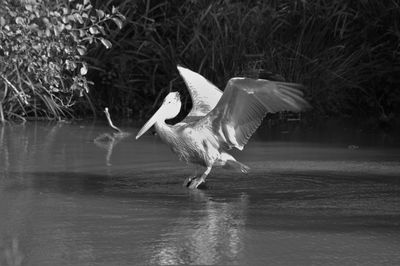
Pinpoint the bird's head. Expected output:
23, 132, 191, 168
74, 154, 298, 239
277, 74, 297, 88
136, 91, 181, 139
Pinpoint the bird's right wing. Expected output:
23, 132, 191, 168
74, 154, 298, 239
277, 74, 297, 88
195, 78, 310, 150
177, 65, 223, 123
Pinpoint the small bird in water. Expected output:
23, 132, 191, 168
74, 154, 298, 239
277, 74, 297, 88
136, 65, 309, 189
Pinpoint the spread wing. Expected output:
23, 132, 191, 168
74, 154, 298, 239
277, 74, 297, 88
177, 65, 223, 123
196, 77, 310, 150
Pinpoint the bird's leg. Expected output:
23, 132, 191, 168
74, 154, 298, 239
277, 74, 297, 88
187, 166, 212, 189
183, 165, 199, 187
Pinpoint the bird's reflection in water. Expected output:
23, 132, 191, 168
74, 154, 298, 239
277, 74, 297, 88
151, 191, 248, 265
93, 108, 131, 166
93, 131, 130, 166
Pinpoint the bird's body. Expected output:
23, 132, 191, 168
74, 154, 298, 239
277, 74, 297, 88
136, 65, 310, 188
155, 120, 220, 167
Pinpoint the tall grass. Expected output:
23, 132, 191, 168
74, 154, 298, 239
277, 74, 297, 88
0, 65, 74, 122
84, 0, 287, 118
78, 0, 400, 122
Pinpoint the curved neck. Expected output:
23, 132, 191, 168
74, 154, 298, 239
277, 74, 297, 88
155, 120, 178, 146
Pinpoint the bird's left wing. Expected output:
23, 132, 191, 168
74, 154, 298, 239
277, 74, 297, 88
196, 77, 310, 150
177, 65, 223, 122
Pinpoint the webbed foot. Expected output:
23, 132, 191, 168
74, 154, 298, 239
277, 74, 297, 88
185, 177, 207, 189
183, 176, 195, 187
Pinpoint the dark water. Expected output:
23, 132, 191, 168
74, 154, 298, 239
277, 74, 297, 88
0, 121, 400, 266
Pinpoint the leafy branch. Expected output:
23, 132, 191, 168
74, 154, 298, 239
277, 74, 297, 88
0, 0, 125, 122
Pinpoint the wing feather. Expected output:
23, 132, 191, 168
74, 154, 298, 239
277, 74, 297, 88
177, 65, 223, 122
196, 77, 310, 150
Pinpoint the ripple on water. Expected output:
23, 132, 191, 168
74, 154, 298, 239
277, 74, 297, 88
1, 122, 400, 265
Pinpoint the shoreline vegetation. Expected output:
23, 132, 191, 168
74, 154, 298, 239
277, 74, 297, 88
1, 0, 399, 127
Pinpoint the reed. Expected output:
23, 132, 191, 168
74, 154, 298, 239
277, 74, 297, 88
83, 0, 399, 123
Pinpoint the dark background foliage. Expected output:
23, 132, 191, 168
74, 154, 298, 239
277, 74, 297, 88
2, 0, 400, 125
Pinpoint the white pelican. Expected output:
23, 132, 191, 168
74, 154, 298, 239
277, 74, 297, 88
136, 65, 310, 189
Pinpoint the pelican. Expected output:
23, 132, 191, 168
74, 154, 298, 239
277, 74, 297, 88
136, 65, 309, 189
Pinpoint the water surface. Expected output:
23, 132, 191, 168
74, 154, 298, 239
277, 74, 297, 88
0, 121, 400, 265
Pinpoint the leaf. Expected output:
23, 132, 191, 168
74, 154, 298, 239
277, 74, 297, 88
15, 17, 24, 25
98, 25, 106, 35
53, 26, 60, 36
117, 13, 126, 21
70, 31, 78, 42
63, 7, 69, 15
37, 29, 44, 36
58, 23, 65, 32
0, 17, 6, 27
99, 38, 112, 49
32, 44, 41, 51
96, 9, 105, 19
65, 60, 77, 71
79, 29, 85, 37
64, 46, 70, 54
112, 17, 123, 29
80, 63, 88, 75
27, 23, 39, 30
62, 16, 69, 23
89, 26, 99, 34
74, 13, 84, 24
67, 14, 75, 22
77, 45, 87, 55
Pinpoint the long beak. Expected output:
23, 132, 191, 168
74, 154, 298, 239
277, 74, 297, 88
135, 106, 164, 139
